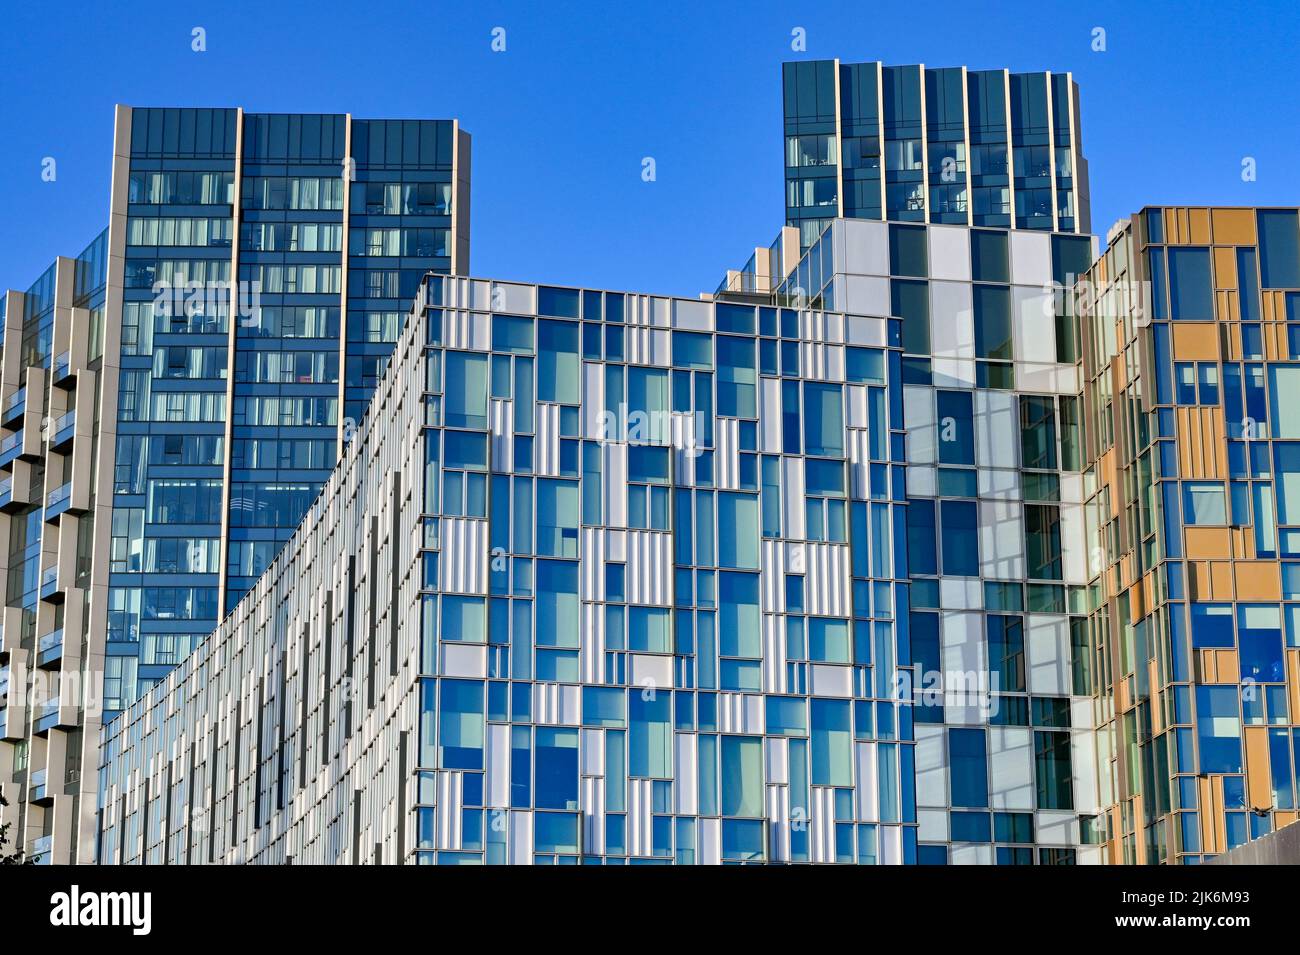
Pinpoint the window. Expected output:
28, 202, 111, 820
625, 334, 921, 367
811, 699, 852, 786
971, 230, 1009, 282
940, 500, 978, 576
630, 690, 671, 778
721, 736, 763, 816
716, 337, 757, 417
717, 493, 759, 569
1258, 210, 1300, 289
785, 134, 836, 168
535, 728, 579, 810
719, 572, 760, 658
937, 391, 975, 466
444, 352, 488, 429
949, 728, 988, 808
888, 225, 927, 277
629, 607, 670, 653
1168, 248, 1213, 320
892, 280, 929, 355
1183, 482, 1227, 525
808, 618, 850, 664
803, 383, 844, 457
987, 615, 1025, 693
1196, 685, 1242, 774
973, 285, 1012, 360
538, 319, 579, 405
1024, 504, 1062, 580
1019, 396, 1057, 470
1032, 731, 1072, 810
907, 499, 937, 576
441, 596, 486, 643
536, 480, 579, 558
438, 680, 485, 770
671, 331, 712, 369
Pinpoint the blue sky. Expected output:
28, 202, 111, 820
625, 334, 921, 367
1, 0, 1296, 297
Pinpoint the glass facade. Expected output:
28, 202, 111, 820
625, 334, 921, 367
107, 107, 468, 709
7, 62, 1300, 870
781, 219, 1101, 863
98, 271, 919, 864
1080, 207, 1300, 863
783, 61, 1090, 251
0, 229, 110, 865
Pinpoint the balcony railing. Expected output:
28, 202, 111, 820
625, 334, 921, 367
0, 429, 23, 467
30, 834, 52, 864
0, 387, 25, 425
36, 628, 63, 667
39, 565, 59, 600
52, 351, 74, 386
49, 411, 75, 450
34, 697, 63, 734
45, 482, 71, 521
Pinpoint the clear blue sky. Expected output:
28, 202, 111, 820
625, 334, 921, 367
1, 0, 1296, 297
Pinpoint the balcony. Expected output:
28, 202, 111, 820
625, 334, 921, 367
0, 429, 23, 468
49, 410, 75, 452
52, 351, 75, 388
30, 834, 52, 865
33, 698, 62, 735
44, 482, 71, 523
36, 628, 63, 669
30, 767, 51, 804
0, 387, 25, 427
39, 565, 61, 603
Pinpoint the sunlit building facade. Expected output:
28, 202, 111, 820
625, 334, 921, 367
98, 271, 917, 864
107, 106, 470, 713
0, 231, 110, 865
0, 106, 469, 866
1079, 207, 1300, 863
775, 218, 1103, 863
11, 62, 1300, 870
782, 60, 1090, 250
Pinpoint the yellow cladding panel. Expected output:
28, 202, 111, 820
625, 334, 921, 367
1214, 649, 1239, 683
1165, 208, 1179, 244
1200, 648, 1218, 683
1245, 727, 1273, 811
1265, 322, 1286, 361
1189, 208, 1211, 245
1213, 778, 1228, 852
1149, 661, 1164, 735
1287, 649, 1300, 719
1185, 527, 1231, 559
1232, 527, 1256, 560
1128, 577, 1149, 623
1226, 318, 1242, 360
1198, 777, 1218, 853
1214, 289, 1240, 324
1236, 561, 1281, 600
1176, 407, 1227, 478
1213, 246, 1238, 289
1211, 208, 1256, 246
1188, 561, 1236, 600
1172, 322, 1220, 360
1211, 561, 1234, 598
